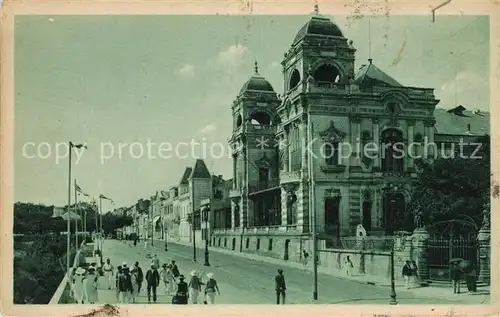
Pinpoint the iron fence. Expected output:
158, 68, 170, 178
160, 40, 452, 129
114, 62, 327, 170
427, 238, 478, 268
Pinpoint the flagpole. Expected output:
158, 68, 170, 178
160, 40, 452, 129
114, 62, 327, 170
100, 195, 103, 253
74, 179, 78, 248
67, 142, 73, 282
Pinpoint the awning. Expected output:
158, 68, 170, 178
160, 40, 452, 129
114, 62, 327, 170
153, 216, 161, 223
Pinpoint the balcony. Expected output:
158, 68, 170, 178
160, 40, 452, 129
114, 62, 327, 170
245, 123, 277, 134
280, 170, 301, 185
229, 188, 241, 199
248, 178, 280, 194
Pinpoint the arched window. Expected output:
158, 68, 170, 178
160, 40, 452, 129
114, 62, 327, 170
236, 115, 242, 128
250, 111, 271, 125
313, 64, 341, 83
289, 69, 301, 89
381, 129, 404, 172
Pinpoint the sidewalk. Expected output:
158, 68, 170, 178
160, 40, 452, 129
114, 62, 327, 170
164, 238, 491, 304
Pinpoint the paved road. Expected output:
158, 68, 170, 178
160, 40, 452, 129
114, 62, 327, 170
93, 239, 477, 305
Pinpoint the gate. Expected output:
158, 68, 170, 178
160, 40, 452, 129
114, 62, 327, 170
427, 238, 479, 280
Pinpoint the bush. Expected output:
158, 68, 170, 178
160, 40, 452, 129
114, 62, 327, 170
13, 235, 76, 304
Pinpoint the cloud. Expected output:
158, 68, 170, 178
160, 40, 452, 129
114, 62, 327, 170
217, 44, 250, 70
201, 124, 217, 134
175, 64, 195, 78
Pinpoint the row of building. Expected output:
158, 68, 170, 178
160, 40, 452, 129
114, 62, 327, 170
118, 11, 489, 263
119, 159, 232, 244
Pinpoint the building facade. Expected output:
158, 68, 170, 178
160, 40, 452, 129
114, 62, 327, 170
212, 13, 490, 262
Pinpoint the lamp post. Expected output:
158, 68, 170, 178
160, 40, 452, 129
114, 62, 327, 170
66, 142, 87, 280
389, 248, 398, 305
201, 201, 210, 266
150, 200, 154, 247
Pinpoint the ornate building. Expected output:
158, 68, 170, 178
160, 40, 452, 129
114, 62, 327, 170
213, 12, 489, 261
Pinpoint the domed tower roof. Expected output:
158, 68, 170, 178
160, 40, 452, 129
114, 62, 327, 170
292, 14, 344, 46
238, 61, 275, 95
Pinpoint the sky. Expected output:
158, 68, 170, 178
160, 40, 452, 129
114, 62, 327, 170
14, 14, 489, 209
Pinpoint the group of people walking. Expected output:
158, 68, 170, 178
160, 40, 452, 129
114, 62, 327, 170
91, 254, 221, 305
402, 260, 420, 289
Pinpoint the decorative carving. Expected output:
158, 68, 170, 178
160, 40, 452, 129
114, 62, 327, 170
482, 202, 490, 229
325, 188, 342, 199
407, 119, 416, 126
414, 206, 424, 229
320, 121, 346, 142
385, 100, 402, 115
372, 118, 380, 124
255, 154, 272, 169
351, 116, 362, 124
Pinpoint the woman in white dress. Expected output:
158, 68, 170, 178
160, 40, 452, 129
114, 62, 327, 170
165, 264, 176, 295
83, 267, 99, 304
130, 267, 140, 303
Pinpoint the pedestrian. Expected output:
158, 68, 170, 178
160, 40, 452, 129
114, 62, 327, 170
83, 267, 99, 304
74, 267, 86, 304
152, 254, 160, 270
402, 260, 412, 289
115, 266, 122, 302
171, 260, 180, 279
451, 262, 462, 294
410, 260, 419, 288
131, 265, 141, 303
160, 264, 169, 293
144, 240, 148, 249
188, 270, 204, 304
343, 256, 354, 276
102, 258, 114, 290
146, 263, 160, 303
275, 269, 286, 305
118, 266, 133, 303
204, 272, 220, 304
465, 267, 477, 294
133, 261, 144, 294
165, 264, 176, 295
172, 275, 189, 304
302, 250, 309, 266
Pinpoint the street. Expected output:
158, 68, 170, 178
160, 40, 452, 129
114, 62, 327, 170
79, 239, 486, 305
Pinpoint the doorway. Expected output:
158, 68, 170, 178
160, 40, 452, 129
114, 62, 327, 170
284, 239, 290, 260
324, 198, 340, 235
362, 201, 372, 231
382, 193, 406, 234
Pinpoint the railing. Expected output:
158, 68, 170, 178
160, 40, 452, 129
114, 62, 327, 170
49, 240, 86, 304
280, 170, 301, 184
249, 178, 280, 193
246, 123, 277, 134
229, 188, 241, 199
314, 81, 346, 90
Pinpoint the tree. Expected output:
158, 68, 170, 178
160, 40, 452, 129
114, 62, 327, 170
101, 213, 134, 235
407, 135, 490, 237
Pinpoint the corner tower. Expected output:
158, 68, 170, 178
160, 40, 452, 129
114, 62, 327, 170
229, 62, 281, 232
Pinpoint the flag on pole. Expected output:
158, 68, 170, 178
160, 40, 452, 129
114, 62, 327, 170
70, 142, 88, 149
75, 183, 90, 197
99, 194, 114, 204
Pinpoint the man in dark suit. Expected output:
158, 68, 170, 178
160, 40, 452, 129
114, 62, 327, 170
275, 269, 286, 304
451, 262, 462, 294
146, 263, 160, 303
